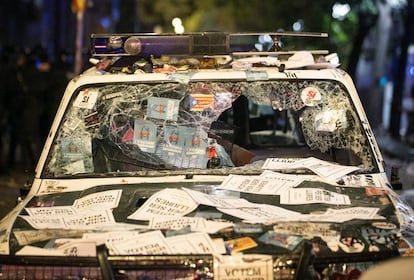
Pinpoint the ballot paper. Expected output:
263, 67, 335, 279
339, 174, 381, 187
16, 240, 97, 257
279, 188, 351, 205
149, 216, 233, 233
262, 157, 307, 169
20, 209, 116, 229
82, 230, 144, 255
19, 215, 66, 229
217, 203, 301, 223
73, 189, 122, 210
149, 216, 201, 231
218, 172, 303, 195
25, 206, 78, 217
13, 229, 86, 246
166, 232, 217, 254
127, 188, 198, 220
111, 230, 172, 255
82, 230, 143, 244
262, 157, 360, 180
182, 187, 255, 208
300, 157, 360, 180
323, 207, 381, 220
62, 209, 116, 229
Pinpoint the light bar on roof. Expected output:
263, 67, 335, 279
91, 32, 230, 57
91, 31, 328, 57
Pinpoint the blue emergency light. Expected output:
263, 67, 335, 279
91, 31, 328, 57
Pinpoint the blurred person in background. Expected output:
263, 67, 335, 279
40, 50, 72, 144
5, 48, 40, 171
0, 47, 15, 173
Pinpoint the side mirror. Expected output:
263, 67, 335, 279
17, 179, 32, 205
390, 166, 403, 190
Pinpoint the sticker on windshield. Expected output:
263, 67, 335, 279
213, 91, 235, 113
60, 138, 86, 162
110, 114, 134, 143
64, 118, 82, 131
133, 120, 157, 153
62, 160, 88, 175
73, 89, 98, 109
189, 93, 215, 111
146, 96, 180, 121
301, 86, 321, 106
315, 109, 347, 132
162, 125, 186, 154
185, 127, 208, 155
84, 111, 100, 128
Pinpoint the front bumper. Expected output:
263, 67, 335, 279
0, 243, 400, 280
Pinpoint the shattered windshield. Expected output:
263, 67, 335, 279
44, 79, 377, 177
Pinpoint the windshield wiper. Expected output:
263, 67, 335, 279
96, 244, 115, 280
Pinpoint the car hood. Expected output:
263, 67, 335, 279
2, 172, 413, 259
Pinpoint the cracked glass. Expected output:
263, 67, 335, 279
43, 79, 377, 178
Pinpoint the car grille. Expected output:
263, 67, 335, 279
0, 254, 214, 280
0, 244, 399, 280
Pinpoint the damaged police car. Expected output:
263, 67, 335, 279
0, 32, 413, 280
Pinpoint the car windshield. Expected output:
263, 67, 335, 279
43, 79, 378, 177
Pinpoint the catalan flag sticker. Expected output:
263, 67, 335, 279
189, 94, 215, 112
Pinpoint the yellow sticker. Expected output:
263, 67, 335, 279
225, 236, 257, 252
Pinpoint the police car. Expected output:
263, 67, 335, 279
0, 32, 413, 280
